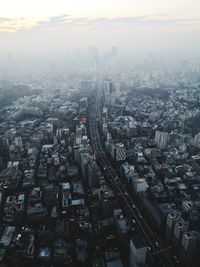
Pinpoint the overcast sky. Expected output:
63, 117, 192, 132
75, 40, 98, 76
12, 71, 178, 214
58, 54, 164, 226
0, 0, 200, 61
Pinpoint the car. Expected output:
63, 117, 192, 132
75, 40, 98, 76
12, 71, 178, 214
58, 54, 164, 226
138, 213, 143, 219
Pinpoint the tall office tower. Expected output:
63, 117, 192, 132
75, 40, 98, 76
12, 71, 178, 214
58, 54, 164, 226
88, 46, 98, 70
104, 79, 116, 106
104, 79, 113, 96
173, 217, 189, 253
87, 160, 100, 189
165, 211, 180, 243
80, 152, 91, 181
180, 231, 199, 267
155, 131, 169, 150
114, 81, 121, 97
194, 132, 200, 147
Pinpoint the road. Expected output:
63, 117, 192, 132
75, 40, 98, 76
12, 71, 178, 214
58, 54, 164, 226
88, 89, 174, 267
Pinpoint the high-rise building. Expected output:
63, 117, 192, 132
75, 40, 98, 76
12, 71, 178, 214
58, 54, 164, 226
104, 79, 113, 96
180, 231, 199, 267
87, 160, 100, 189
99, 185, 118, 217
173, 217, 189, 252
155, 131, 169, 150
104, 79, 116, 106
88, 46, 98, 70
80, 152, 91, 181
165, 211, 180, 243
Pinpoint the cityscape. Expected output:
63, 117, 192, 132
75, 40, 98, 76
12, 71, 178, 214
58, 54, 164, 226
0, 1, 200, 267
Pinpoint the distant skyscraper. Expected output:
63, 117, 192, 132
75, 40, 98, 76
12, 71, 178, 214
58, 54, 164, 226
104, 79, 116, 105
155, 131, 169, 150
104, 79, 113, 95
88, 46, 98, 70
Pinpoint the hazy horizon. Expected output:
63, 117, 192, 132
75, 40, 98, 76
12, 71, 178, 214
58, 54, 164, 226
0, 0, 200, 63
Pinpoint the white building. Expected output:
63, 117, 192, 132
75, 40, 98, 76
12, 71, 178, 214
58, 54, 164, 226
132, 178, 148, 194
130, 236, 147, 267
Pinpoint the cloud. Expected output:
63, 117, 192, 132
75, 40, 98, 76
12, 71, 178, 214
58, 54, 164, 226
1, 14, 200, 33
0, 17, 37, 32
36, 15, 200, 31
92, 16, 200, 28
36, 15, 90, 31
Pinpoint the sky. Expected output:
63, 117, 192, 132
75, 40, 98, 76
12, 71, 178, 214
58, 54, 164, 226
0, 0, 200, 61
